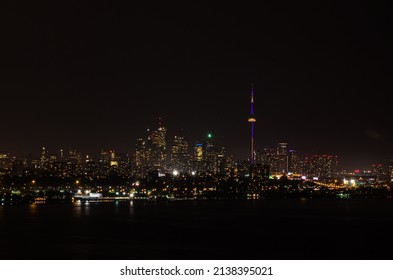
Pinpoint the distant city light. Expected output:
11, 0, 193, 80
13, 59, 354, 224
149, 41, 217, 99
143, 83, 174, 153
173, 170, 179, 176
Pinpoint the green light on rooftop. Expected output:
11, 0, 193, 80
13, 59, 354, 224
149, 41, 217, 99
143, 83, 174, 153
207, 133, 212, 139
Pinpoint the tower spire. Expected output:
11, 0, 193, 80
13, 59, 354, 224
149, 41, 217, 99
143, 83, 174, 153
250, 82, 254, 115
248, 82, 256, 165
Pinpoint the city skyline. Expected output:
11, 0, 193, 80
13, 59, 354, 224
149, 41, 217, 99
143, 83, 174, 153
0, 119, 391, 174
1, 100, 391, 171
1, 2, 392, 170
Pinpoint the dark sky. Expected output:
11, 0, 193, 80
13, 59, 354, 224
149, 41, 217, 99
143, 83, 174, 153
1, 1, 392, 170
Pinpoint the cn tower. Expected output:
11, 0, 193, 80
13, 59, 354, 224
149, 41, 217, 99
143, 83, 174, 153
248, 83, 256, 165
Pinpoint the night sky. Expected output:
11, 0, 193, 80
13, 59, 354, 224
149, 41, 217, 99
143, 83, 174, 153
1, 1, 392, 170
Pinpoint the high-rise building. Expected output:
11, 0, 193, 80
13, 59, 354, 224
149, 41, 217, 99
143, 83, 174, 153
170, 135, 190, 173
256, 145, 289, 175
192, 134, 222, 174
276, 142, 288, 174
194, 143, 203, 162
288, 149, 301, 174
134, 138, 149, 178
389, 160, 393, 183
150, 117, 167, 171
203, 133, 215, 172
214, 147, 233, 176
109, 150, 118, 166
302, 155, 338, 179
40, 147, 48, 169
193, 142, 204, 173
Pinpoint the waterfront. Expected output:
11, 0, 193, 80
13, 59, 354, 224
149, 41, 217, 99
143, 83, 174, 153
1, 199, 393, 260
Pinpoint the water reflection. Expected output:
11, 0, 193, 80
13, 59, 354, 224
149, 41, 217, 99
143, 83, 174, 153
28, 203, 38, 215
129, 200, 134, 215
73, 200, 90, 217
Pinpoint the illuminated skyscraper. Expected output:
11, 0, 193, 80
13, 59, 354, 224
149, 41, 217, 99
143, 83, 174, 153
109, 150, 118, 166
302, 155, 338, 179
247, 84, 256, 165
389, 160, 393, 182
134, 138, 148, 178
203, 133, 215, 172
288, 149, 301, 174
193, 142, 204, 173
150, 117, 167, 171
170, 135, 190, 173
195, 143, 203, 162
277, 142, 288, 174
40, 146, 48, 169
192, 134, 215, 173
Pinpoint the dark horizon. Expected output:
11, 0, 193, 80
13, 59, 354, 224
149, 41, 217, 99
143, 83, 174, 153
1, 2, 392, 170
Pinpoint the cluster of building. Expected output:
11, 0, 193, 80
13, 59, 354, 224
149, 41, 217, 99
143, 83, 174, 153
1, 135, 392, 187
134, 123, 233, 178
0, 86, 392, 196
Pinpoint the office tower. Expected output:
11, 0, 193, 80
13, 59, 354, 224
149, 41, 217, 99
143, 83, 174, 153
109, 150, 118, 166
303, 155, 338, 179
171, 135, 190, 173
193, 142, 204, 173
40, 146, 48, 169
150, 117, 167, 171
203, 133, 215, 172
276, 142, 288, 174
135, 138, 149, 178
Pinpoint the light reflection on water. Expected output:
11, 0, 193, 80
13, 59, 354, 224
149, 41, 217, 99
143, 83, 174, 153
28, 203, 38, 215
129, 200, 134, 215
70, 200, 137, 218
73, 201, 90, 217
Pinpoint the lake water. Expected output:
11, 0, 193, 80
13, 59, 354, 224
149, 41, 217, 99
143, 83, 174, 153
1, 199, 393, 259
